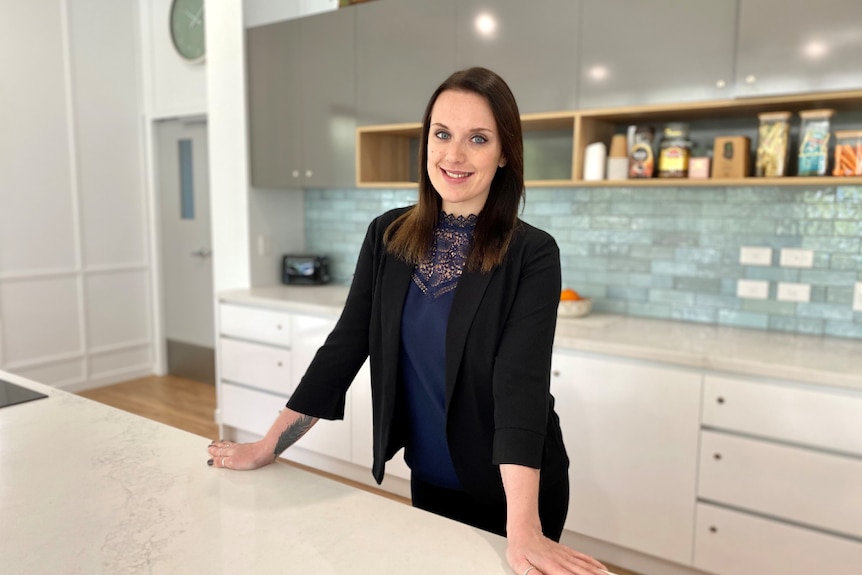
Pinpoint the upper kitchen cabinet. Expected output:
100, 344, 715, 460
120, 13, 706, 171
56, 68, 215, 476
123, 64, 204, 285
246, 9, 355, 189
356, 0, 456, 126
246, 19, 302, 189
735, 0, 862, 97
578, 0, 736, 109
300, 8, 356, 188
455, 0, 580, 114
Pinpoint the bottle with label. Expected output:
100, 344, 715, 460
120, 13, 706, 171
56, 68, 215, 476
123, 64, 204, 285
658, 123, 692, 178
628, 126, 655, 178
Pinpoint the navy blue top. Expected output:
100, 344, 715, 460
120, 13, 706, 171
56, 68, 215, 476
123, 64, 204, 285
400, 212, 477, 490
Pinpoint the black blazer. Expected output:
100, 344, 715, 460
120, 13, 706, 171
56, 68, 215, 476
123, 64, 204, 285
287, 207, 569, 505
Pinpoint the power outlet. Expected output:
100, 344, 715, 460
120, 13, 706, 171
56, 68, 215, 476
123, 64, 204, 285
737, 279, 769, 300
854, 282, 862, 312
740, 246, 772, 266
777, 282, 811, 303
780, 248, 814, 268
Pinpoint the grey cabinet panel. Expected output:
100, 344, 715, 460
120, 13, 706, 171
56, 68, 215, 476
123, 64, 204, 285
300, 8, 356, 188
356, 0, 456, 126
246, 20, 302, 189
579, 0, 736, 109
455, 0, 580, 114
736, 0, 862, 97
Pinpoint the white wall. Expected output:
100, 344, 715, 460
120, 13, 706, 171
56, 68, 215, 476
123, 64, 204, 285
140, 0, 208, 117
0, 0, 152, 390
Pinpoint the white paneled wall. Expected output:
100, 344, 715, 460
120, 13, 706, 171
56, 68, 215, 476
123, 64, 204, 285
0, 0, 153, 390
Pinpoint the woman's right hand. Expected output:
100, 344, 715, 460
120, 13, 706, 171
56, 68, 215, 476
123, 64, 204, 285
207, 440, 276, 471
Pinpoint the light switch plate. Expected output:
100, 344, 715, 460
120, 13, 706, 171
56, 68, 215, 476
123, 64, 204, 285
777, 282, 811, 302
740, 246, 772, 266
737, 279, 769, 300
780, 248, 814, 268
854, 282, 862, 312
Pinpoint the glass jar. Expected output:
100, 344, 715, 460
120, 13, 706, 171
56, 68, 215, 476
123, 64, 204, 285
755, 111, 791, 177
658, 123, 691, 178
628, 126, 656, 178
833, 130, 862, 176
797, 109, 834, 176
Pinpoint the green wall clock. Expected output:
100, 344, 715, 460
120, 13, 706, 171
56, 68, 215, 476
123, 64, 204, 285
170, 0, 206, 63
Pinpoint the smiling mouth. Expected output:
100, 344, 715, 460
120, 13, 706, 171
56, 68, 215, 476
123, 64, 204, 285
443, 169, 472, 179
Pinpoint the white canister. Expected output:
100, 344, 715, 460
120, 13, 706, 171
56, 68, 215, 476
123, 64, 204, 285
583, 142, 607, 181
606, 157, 629, 180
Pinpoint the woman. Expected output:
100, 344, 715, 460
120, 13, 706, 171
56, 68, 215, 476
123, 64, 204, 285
208, 67, 607, 575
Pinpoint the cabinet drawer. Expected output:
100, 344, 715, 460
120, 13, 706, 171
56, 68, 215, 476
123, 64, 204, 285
694, 502, 862, 575
219, 338, 293, 396
219, 303, 292, 347
703, 375, 862, 456
699, 430, 862, 538
221, 383, 286, 437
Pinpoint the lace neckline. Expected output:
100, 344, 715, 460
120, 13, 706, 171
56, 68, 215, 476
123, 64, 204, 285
439, 211, 478, 230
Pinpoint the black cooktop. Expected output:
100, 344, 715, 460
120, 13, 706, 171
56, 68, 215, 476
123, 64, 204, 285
0, 379, 48, 409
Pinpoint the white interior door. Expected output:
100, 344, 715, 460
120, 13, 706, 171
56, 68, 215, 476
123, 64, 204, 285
155, 118, 214, 380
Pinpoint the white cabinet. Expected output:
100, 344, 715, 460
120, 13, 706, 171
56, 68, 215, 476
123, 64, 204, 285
694, 502, 862, 575
217, 304, 352, 463
288, 314, 352, 463
695, 374, 862, 575
550, 350, 702, 565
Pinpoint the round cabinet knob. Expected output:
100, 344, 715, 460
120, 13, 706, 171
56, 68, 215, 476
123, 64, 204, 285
277, 361, 283, 367
276, 324, 283, 330
552, 370, 560, 377
745, 74, 757, 85
292, 169, 300, 178
305, 169, 313, 178
716, 396, 725, 404
714, 453, 722, 460
709, 526, 718, 534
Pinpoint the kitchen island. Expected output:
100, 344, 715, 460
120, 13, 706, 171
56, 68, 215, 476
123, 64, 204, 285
0, 370, 512, 575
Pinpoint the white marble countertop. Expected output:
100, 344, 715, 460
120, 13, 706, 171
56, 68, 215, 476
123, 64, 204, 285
0, 371, 511, 575
220, 286, 862, 392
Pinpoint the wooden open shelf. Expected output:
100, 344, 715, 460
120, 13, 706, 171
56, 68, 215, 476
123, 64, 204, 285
356, 90, 862, 188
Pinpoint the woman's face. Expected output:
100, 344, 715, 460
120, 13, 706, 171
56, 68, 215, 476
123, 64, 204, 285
426, 89, 506, 217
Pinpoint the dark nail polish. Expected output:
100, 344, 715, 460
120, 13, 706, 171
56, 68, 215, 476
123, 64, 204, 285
207, 459, 213, 466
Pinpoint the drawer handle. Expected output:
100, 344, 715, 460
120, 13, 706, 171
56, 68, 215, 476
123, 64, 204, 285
716, 396, 725, 404
713, 453, 722, 460
709, 526, 718, 534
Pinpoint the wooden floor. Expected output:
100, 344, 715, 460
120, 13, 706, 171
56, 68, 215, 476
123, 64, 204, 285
79, 375, 640, 575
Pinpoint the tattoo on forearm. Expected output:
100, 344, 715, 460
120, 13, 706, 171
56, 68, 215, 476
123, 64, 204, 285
274, 415, 314, 455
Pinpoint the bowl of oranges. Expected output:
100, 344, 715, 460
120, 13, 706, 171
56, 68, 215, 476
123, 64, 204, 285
558, 288, 592, 318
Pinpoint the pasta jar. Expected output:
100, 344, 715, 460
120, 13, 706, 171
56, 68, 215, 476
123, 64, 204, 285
755, 111, 791, 177
833, 130, 862, 176
797, 109, 834, 176
658, 123, 691, 178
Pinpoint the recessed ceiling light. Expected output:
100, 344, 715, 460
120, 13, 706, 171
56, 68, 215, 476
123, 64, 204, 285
802, 40, 829, 60
474, 13, 497, 38
588, 65, 609, 81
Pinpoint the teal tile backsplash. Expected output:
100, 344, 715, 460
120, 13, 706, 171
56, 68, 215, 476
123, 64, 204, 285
305, 185, 862, 340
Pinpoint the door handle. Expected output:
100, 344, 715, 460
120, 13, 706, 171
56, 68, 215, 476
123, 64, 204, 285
190, 248, 212, 258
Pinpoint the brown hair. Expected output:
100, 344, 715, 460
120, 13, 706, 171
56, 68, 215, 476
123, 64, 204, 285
383, 67, 525, 273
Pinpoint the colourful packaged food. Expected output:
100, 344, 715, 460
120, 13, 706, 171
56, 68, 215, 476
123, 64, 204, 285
629, 126, 655, 178
755, 111, 791, 177
833, 130, 862, 176
797, 109, 834, 176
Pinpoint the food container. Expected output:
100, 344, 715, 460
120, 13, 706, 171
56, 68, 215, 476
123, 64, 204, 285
797, 109, 834, 176
755, 111, 791, 177
712, 136, 751, 179
658, 123, 692, 178
629, 126, 655, 178
833, 130, 862, 176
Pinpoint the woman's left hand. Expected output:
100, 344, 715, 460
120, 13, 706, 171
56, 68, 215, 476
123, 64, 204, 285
506, 529, 608, 575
